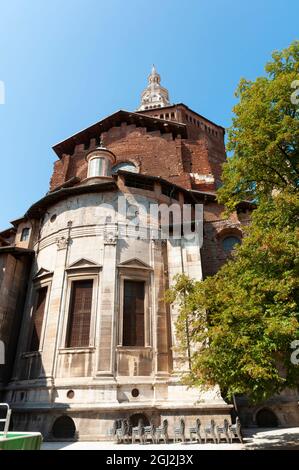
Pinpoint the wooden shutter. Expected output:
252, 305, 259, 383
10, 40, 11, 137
66, 280, 93, 347
123, 280, 145, 346
29, 287, 47, 351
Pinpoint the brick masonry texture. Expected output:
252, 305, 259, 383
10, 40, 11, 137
48, 106, 244, 281
50, 109, 226, 193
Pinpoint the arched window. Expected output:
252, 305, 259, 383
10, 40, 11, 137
112, 162, 138, 174
222, 236, 241, 253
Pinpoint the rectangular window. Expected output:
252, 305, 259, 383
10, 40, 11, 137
29, 287, 48, 351
66, 280, 93, 347
21, 227, 30, 241
161, 182, 179, 200
123, 280, 145, 347
124, 175, 155, 191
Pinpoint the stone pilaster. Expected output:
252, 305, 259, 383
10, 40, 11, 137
96, 227, 117, 376
153, 239, 170, 377
39, 234, 70, 378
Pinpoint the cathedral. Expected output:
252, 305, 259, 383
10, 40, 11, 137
1, 67, 294, 440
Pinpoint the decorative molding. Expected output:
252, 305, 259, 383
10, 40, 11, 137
32, 267, 53, 281
58, 347, 96, 355
103, 229, 117, 245
56, 236, 70, 250
66, 258, 102, 272
118, 258, 152, 270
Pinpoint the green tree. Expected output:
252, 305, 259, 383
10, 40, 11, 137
166, 42, 299, 402
218, 41, 299, 212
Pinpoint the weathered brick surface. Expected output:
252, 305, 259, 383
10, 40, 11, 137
50, 154, 70, 190
202, 202, 251, 277
49, 105, 226, 193
140, 103, 226, 191
47, 106, 245, 282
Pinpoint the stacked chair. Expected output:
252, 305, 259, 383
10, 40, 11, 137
189, 418, 202, 443
110, 416, 243, 445
229, 417, 243, 443
154, 419, 169, 444
216, 418, 230, 443
143, 422, 156, 444
115, 419, 131, 444
203, 418, 217, 444
173, 418, 185, 443
131, 418, 144, 444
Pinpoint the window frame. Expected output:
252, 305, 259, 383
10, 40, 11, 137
117, 270, 151, 349
26, 278, 51, 353
20, 227, 30, 242
65, 279, 94, 348
60, 271, 100, 350
122, 279, 146, 347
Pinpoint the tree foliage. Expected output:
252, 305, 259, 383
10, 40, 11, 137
166, 42, 299, 402
218, 41, 299, 212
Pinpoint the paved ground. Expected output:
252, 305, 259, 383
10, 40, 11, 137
41, 427, 299, 450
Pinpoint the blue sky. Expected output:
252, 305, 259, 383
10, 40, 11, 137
0, 0, 298, 230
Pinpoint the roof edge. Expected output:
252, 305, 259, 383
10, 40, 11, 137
52, 109, 187, 158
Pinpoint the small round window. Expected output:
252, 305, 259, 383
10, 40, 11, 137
131, 388, 140, 398
222, 236, 241, 253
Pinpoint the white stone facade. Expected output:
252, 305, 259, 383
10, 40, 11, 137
5, 179, 230, 439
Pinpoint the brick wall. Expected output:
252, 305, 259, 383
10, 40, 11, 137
47, 107, 248, 278
201, 202, 251, 278
49, 118, 226, 193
